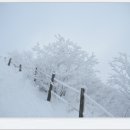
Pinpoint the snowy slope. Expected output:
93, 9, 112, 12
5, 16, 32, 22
0, 58, 77, 117
1, 57, 129, 117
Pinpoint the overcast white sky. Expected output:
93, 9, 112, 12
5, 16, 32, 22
0, 3, 130, 82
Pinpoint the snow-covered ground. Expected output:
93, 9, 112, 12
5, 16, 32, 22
0, 58, 77, 117
1, 56, 130, 117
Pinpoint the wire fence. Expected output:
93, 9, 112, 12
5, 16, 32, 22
5, 57, 114, 117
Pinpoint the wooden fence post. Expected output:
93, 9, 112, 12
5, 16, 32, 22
47, 73, 55, 101
19, 64, 22, 71
34, 67, 38, 82
8, 58, 12, 66
79, 88, 85, 117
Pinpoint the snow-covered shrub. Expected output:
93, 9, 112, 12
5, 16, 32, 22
107, 53, 130, 116
32, 35, 100, 95
108, 53, 130, 99
8, 35, 105, 114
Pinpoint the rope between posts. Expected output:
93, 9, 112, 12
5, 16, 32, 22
84, 94, 114, 117
54, 78, 80, 94
32, 67, 114, 117
51, 91, 79, 112
7, 58, 114, 117
52, 76, 114, 117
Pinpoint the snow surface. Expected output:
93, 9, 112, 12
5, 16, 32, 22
0, 58, 77, 117
1, 56, 130, 117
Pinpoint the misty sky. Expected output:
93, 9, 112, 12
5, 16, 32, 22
0, 3, 130, 82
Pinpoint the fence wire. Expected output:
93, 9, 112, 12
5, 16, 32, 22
6, 57, 114, 117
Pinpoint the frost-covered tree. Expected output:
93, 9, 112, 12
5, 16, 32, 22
32, 35, 101, 95
8, 35, 106, 115
108, 53, 130, 99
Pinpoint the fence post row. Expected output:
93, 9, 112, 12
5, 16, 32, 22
19, 64, 22, 72
79, 88, 85, 117
47, 73, 55, 101
6, 57, 86, 118
34, 67, 38, 82
5, 56, 113, 117
8, 58, 12, 66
